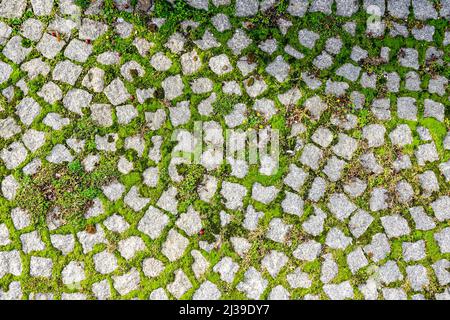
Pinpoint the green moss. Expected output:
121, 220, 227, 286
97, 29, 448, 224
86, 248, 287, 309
14, 158, 119, 228
176, 164, 206, 213
0, 0, 448, 300
75, 0, 92, 10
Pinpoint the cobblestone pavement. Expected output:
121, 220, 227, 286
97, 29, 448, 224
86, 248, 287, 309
0, 0, 449, 300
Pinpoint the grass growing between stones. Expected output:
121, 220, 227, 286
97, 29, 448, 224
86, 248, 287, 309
0, 0, 449, 300
14, 158, 119, 228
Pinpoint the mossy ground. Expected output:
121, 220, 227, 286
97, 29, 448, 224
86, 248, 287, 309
0, 0, 449, 299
